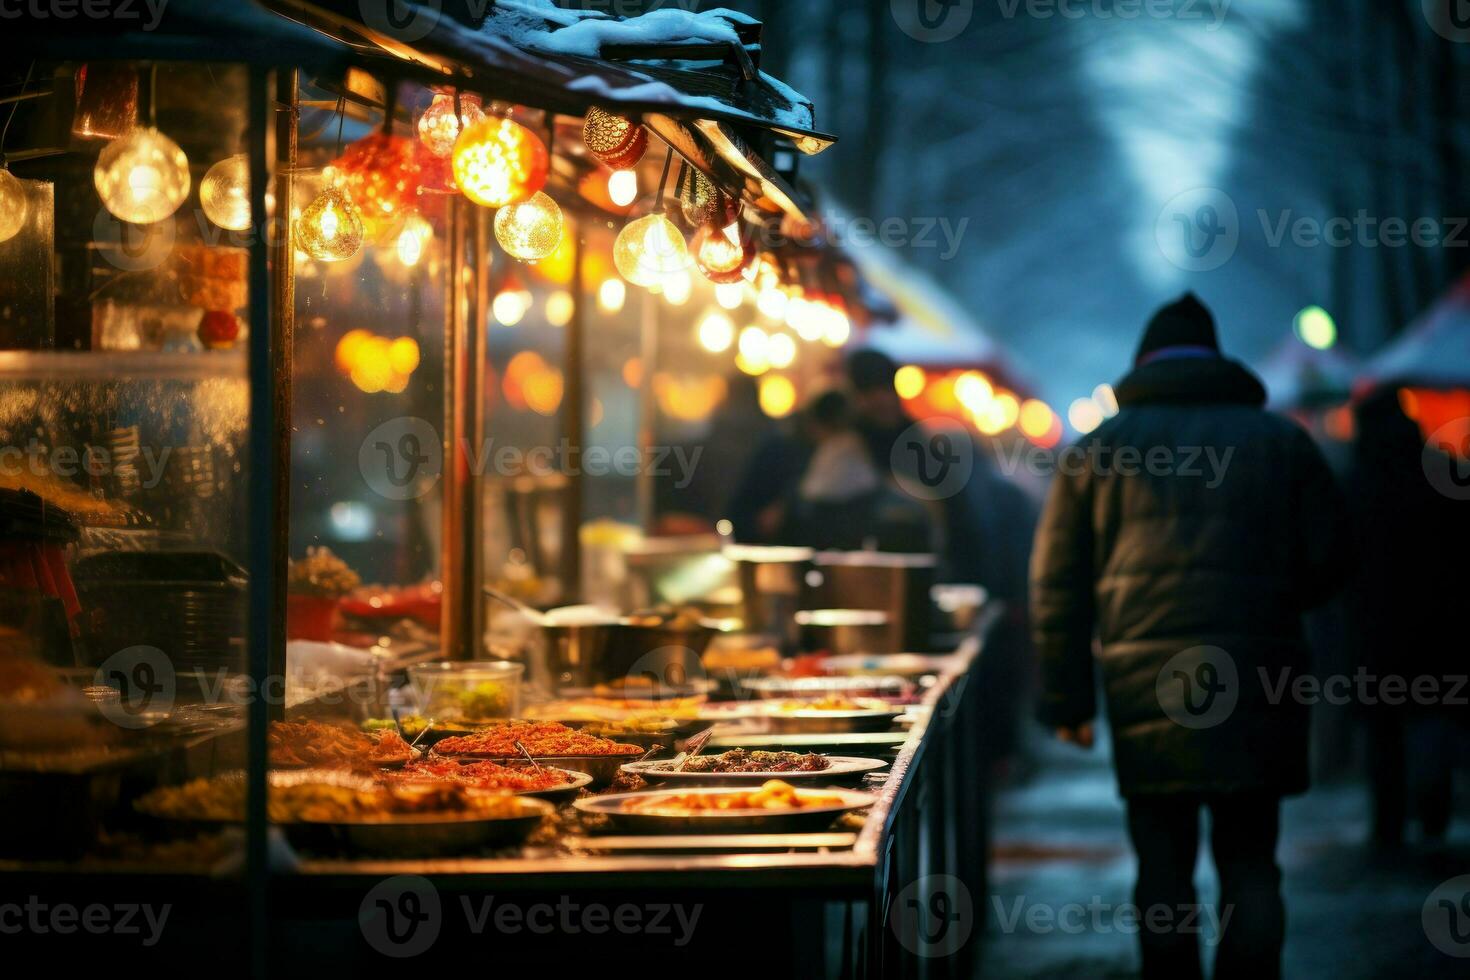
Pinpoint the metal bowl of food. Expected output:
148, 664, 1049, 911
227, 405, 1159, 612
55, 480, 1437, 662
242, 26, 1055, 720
740, 675, 912, 701
763, 697, 904, 734
794, 609, 891, 657
294, 796, 552, 858
575, 783, 874, 833
621, 753, 887, 786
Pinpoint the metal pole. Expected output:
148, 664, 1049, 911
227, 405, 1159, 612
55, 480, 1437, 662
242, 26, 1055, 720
636, 285, 658, 531
245, 64, 291, 980
440, 196, 485, 659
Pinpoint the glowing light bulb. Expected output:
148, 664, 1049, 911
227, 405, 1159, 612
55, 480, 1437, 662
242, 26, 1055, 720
396, 214, 433, 267
493, 287, 532, 327
1019, 399, 1054, 440
767, 332, 798, 369
697, 312, 735, 353
452, 116, 548, 209
199, 154, 251, 232
608, 169, 638, 208
418, 91, 485, 158
0, 169, 27, 243
757, 287, 788, 321
694, 222, 753, 284
94, 126, 189, 223
388, 336, 421, 375
297, 186, 364, 262
894, 365, 927, 400
598, 277, 627, 314
613, 213, 690, 287
1069, 397, 1104, 434
820, 306, 851, 348
545, 290, 575, 327
494, 191, 563, 262
662, 269, 693, 306
759, 376, 798, 419
738, 326, 770, 364
955, 372, 994, 411
1294, 305, 1337, 350
715, 283, 744, 310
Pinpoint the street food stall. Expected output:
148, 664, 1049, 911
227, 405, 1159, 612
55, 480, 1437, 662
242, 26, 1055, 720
0, 4, 1005, 975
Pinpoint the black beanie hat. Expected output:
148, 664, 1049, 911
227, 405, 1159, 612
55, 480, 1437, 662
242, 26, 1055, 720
1135, 293, 1220, 365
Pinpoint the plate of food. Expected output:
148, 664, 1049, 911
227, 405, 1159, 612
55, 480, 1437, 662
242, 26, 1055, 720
134, 770, 552, 855
431, 721, 644, 785
574, 780, 875, 833
763, 697, 904, 734
620, 749, 887, 785
268, 719, 420, 770
378, 758, 593, 801
740, 675, 912, 700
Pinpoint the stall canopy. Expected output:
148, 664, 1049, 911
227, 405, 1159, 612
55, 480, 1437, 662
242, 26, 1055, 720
1257, 337, 1360, 410
1363, 270, 1470, 389
846, 230, 1031, 394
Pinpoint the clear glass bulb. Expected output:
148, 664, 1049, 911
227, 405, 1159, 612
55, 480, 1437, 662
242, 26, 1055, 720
608, 169, 638, 207
297, 186, 364, 262
0, 169, 27, 243
418, 91, 486, 158
614, 214, 690, 288
94, 127, 190, 224
494, 191, 563, 262
200, 154, 251, 231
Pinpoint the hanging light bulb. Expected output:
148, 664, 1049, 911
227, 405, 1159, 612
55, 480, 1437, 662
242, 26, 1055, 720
662, 269, 693, 306
715, 283, 745, 310
336, 133, 422, 244
494, 191, 563, 262
396, 214, 434, 267
94, 126, 190, 223
598, 277, 627, 314
199, 154, 251, 232
693, 222, 755, 284
0, 170, 28, 243
417, 91, 485, 158
582, 107, 647, 170
608, 169, 638, 208
297, 185, 364, 262
697, 312, 735, 354
614, 213, 690, 288
452, 116, 548, 209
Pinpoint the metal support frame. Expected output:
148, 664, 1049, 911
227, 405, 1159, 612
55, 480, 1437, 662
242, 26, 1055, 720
560, 230, 586, 602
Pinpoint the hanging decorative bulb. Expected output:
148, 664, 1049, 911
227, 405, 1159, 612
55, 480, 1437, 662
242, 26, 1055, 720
297, 185, 364, 262
199, 154, 251, 232
335, 133, 422, 243
614, 213, 690, 288
94, 126, 190, 223
494, 191, 563, 262
417, 91, 485, 158
0, 169, 28, 243
582, 107, 647, 170
607, 169, 638, 208
452, 116, 548, 209
693, 222, 755, 284
396, 214, 434, 267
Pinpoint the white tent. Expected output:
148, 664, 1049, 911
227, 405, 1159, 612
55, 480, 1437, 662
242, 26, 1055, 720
1364, 272, 1470, 389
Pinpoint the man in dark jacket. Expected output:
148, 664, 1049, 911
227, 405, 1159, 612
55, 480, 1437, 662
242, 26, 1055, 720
1030, 294, 1349, 980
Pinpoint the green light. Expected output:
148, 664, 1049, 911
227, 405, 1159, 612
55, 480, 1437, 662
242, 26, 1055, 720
1294, 306, 1337, 350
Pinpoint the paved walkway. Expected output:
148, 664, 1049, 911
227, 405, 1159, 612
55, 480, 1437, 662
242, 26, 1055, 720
975, 735, 1469, 978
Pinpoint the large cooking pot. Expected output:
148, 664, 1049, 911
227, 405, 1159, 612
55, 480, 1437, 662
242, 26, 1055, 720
542, 618, 718, 692
724, 545, 814, 653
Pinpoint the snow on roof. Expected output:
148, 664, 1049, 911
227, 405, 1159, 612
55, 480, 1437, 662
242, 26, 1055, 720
477, 2, 816, 132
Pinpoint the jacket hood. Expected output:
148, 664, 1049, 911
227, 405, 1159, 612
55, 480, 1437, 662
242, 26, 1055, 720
1115, 355, 1267, 409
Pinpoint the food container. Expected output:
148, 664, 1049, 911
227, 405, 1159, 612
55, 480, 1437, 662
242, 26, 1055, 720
542, 619, 718, 692
795, 609, 891, 657
806, 552, 936, 652
725, 545, 814, 653
574, 786, 875, 834
407, 661, 524, 722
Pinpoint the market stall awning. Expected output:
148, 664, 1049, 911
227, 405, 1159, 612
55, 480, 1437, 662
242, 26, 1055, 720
1363, 270, 1470, 389
1256, 337, 1360, 409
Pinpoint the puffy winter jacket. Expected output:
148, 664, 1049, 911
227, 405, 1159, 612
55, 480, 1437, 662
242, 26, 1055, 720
1031, 355, 1349, 796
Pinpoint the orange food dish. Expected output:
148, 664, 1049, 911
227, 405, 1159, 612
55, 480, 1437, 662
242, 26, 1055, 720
433, 721, 642, 758
621, 780, 846, 813
268, 720, 416, 770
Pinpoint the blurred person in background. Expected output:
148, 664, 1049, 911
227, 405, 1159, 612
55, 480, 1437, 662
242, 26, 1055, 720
1031, 293, 1350, 980
1345, 386, 1461, 848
